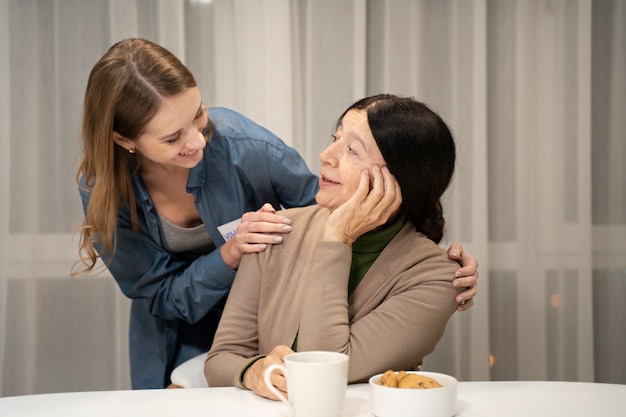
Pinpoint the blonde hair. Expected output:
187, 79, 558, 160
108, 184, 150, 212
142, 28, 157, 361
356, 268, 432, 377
72, 38, 207, 276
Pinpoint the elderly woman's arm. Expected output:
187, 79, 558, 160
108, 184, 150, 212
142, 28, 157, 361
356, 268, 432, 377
295, 237, 459, 383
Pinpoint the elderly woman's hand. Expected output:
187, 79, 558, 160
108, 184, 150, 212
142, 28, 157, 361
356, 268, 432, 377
323, 165, 402, 245
242, 345, 294, 400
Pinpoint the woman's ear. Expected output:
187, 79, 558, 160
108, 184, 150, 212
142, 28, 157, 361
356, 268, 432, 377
112, 132, 134, 152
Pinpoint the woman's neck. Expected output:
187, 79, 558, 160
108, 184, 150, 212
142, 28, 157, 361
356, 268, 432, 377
140, 159, 190, 183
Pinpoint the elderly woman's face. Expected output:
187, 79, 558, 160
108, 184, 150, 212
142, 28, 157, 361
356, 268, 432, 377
316, 109, 387, 211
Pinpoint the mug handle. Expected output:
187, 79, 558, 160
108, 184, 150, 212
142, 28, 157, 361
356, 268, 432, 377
263, 363, 291, 412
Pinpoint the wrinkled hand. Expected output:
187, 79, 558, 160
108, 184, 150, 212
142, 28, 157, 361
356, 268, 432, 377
447, 243, 479, 311
324, 165, 402, 245
243, 345, 294, 400
220, 203, 293, 269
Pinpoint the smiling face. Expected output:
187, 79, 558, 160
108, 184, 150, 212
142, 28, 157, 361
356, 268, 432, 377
115, 87, 209, 171
316, 109, 387, 211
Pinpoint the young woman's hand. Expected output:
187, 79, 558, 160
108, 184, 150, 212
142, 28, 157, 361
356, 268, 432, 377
242, 345, 294, 400
220, 203, 293, 269
447, 243, 479, 311
323, 165, 402, 245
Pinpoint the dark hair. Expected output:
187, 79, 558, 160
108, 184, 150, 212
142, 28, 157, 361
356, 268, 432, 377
337, 94, 456, 243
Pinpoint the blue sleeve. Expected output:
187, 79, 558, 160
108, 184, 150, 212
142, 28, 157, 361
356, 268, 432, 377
78, 184, 235, 324
267, 140, 319, 209
208, 107, 319, 210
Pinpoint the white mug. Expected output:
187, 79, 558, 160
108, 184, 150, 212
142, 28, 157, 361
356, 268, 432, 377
263, 351, 349, 417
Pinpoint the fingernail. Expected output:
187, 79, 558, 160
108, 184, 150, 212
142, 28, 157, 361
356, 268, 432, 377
273, 236, 283, 243
258, 244, 267, 250
282, 218, 292, 225
283, 225, 292, 232
450, 251, 459, 258
374, 165, 381, 172
455, 271, 462, 278
457, 296, 464, 303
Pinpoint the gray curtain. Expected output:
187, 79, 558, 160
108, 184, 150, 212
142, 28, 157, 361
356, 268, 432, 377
1, 0, 624, 397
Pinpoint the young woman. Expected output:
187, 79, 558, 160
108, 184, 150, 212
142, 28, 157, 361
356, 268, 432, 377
74, 39, 478, 389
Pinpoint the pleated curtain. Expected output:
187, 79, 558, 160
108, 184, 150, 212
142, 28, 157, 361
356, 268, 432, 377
0, 0, 623, 396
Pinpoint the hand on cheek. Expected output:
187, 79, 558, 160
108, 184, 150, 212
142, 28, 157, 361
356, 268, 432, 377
324, 165, 402, 245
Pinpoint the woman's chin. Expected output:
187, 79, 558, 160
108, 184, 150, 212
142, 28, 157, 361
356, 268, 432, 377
314, 194, 331, 210
315, 190, 346, 212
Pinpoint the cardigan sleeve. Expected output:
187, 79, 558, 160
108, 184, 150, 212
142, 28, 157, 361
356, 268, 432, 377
204, 250, 265, 387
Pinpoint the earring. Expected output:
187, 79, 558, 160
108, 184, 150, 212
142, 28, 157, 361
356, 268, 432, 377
128, 148, 136, 154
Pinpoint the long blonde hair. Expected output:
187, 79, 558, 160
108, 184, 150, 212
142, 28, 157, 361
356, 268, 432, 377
73, 38, 204, 276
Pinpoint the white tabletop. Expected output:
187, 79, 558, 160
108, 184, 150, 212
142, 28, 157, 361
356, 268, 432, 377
1, 381, 625, 417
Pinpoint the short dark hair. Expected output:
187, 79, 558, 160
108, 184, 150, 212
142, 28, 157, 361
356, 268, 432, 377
337, 94, 456, 243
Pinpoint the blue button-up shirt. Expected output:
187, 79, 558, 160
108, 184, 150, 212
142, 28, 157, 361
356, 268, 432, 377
79, 107, 319, 388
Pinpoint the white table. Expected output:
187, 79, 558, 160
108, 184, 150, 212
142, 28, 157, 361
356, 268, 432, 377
1, 381, 625, 416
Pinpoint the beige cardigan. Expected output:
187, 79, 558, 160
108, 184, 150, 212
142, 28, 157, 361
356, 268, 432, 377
205, 205, 460, 387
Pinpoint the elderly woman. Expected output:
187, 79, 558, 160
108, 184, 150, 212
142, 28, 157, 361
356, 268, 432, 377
205, 94, 463, 400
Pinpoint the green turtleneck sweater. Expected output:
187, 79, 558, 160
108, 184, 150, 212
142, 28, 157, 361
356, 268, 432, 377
348, 216, 406, 296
